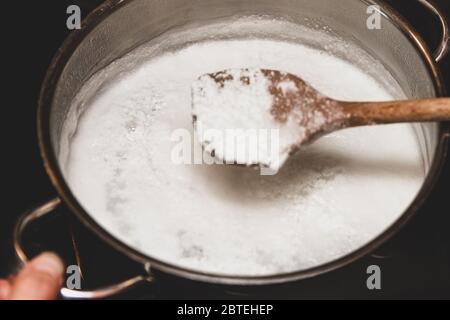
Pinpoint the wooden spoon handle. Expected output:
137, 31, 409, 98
342, 98, 450, 126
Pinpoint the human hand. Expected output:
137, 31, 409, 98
0, 252, 64, 300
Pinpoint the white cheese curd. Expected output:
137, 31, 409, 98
60, 17, 424, 276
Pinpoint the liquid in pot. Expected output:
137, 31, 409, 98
59, 17, 424, 276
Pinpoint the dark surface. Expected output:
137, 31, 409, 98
1, 0, 449, 299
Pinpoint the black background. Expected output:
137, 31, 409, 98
1, 0, 449, 299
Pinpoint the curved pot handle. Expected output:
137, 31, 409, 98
417, 0, 449, 63
13, 198, 154, 299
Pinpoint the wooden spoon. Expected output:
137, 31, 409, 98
192, 68, 450, 171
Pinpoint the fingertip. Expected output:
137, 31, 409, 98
30, 252, 65, 281
10, 252, 65, 300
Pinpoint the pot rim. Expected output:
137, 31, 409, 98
37, 0, 450, 285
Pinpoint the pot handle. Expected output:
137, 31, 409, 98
417, 0, 449, 63
13, 198, 154, 299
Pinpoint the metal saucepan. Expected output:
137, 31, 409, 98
14, 0, 450, 298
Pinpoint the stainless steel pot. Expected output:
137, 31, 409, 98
14, 0, 450, 299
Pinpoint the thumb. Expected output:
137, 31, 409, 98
10, 252, 64, 300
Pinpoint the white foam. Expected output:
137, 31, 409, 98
61, 18, 424, 276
